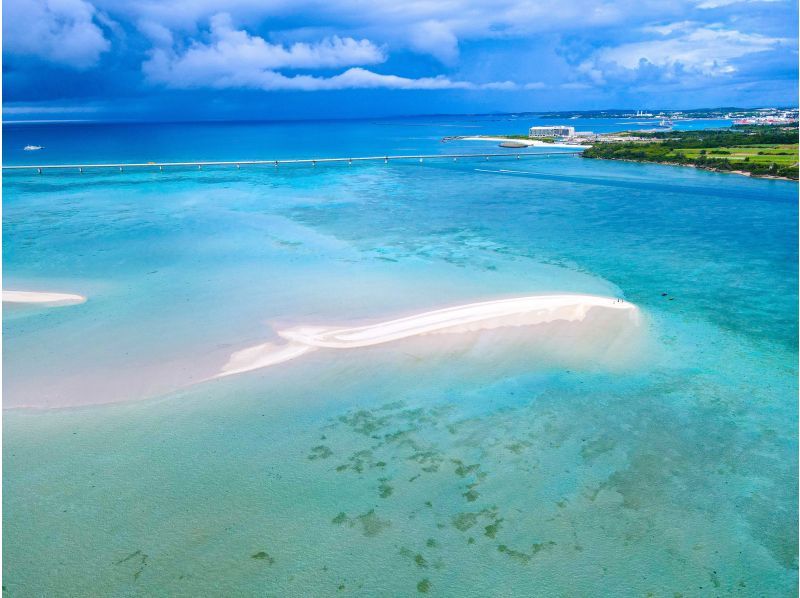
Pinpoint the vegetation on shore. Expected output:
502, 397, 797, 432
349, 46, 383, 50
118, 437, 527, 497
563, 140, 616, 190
584, 125, 799, 180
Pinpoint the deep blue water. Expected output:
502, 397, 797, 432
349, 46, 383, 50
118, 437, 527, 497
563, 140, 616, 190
3, 117, 796, 596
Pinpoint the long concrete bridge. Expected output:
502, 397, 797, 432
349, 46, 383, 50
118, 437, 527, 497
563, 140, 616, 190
1, 150, 583, 174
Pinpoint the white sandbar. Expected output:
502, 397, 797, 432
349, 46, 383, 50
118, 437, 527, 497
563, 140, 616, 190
3, 290, 86, 305
458, 137, 589, 149
216, 294, 638, 378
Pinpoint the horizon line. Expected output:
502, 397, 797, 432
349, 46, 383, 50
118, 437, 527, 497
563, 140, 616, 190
3, 105, 798, 127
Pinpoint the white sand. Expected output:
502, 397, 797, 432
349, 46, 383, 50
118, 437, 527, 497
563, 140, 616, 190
216, 294, 638, 378
458, 136, 589, 149
3, 290, 86, 305
216, 341, 317, 378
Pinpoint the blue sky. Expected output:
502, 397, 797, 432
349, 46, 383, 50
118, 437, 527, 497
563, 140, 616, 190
3, 0, 798, 120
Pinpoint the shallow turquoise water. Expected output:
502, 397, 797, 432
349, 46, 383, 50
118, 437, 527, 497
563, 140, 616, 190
3, 120, 797, 596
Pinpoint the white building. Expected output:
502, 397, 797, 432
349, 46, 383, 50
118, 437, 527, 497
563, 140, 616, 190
528, 125, 575, 138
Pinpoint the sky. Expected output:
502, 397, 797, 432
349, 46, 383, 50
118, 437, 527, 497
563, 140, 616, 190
2, 0, 798, 120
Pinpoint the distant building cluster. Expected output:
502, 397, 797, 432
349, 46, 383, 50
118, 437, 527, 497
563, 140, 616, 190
730, 113, 798, 125
726, 108, 798, 125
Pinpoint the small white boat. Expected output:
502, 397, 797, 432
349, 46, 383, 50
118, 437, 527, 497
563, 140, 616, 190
23, 145, 43, 151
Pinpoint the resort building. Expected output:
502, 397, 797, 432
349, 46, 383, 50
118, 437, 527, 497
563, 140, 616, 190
528, 125, 575, 138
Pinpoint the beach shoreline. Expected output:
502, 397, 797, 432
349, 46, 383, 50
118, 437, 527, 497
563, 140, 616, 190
451, 136, 589, 149
584, 156, 798, 181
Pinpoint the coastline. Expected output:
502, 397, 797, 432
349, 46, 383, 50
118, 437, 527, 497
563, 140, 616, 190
583, 156, 798, 181
450, 136, 589, 149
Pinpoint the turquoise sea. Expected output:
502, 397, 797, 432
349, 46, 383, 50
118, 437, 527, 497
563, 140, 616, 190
3, 116, 797, 596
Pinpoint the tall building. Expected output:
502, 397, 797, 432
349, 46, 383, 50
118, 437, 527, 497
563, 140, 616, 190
528, 125, 575, 138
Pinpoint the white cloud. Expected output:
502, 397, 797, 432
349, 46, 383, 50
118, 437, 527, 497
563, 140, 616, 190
580, 24, 786, 81
4, 0, 110, 68
694, 0, 784, 8
641, 21, 699, 36
143, 13, 516, 91
481, 80, 517, 90
148, 12, 386, 76
408, 20, 459, 64
4, 0, 794, 99
94, 0, 690, 62
138, 19, 174, 47
3, 104, 100, 113
146, 61, 513, 91
302, 68, 473, 90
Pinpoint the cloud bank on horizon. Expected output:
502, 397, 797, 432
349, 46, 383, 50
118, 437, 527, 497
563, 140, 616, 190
3, 0, 798, 118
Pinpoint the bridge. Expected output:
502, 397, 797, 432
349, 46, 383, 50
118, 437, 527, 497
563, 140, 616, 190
1, 150, 583, 174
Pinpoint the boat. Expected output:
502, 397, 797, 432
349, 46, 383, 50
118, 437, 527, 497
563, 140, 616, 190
23, 145, 43, 151
658, 119, 674, 128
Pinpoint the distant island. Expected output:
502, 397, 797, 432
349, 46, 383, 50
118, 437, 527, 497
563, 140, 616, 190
583, 125, 798, 180
529, 107, 798, 122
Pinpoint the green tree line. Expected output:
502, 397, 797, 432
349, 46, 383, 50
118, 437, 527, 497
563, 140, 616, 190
583, 126, 798, 179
